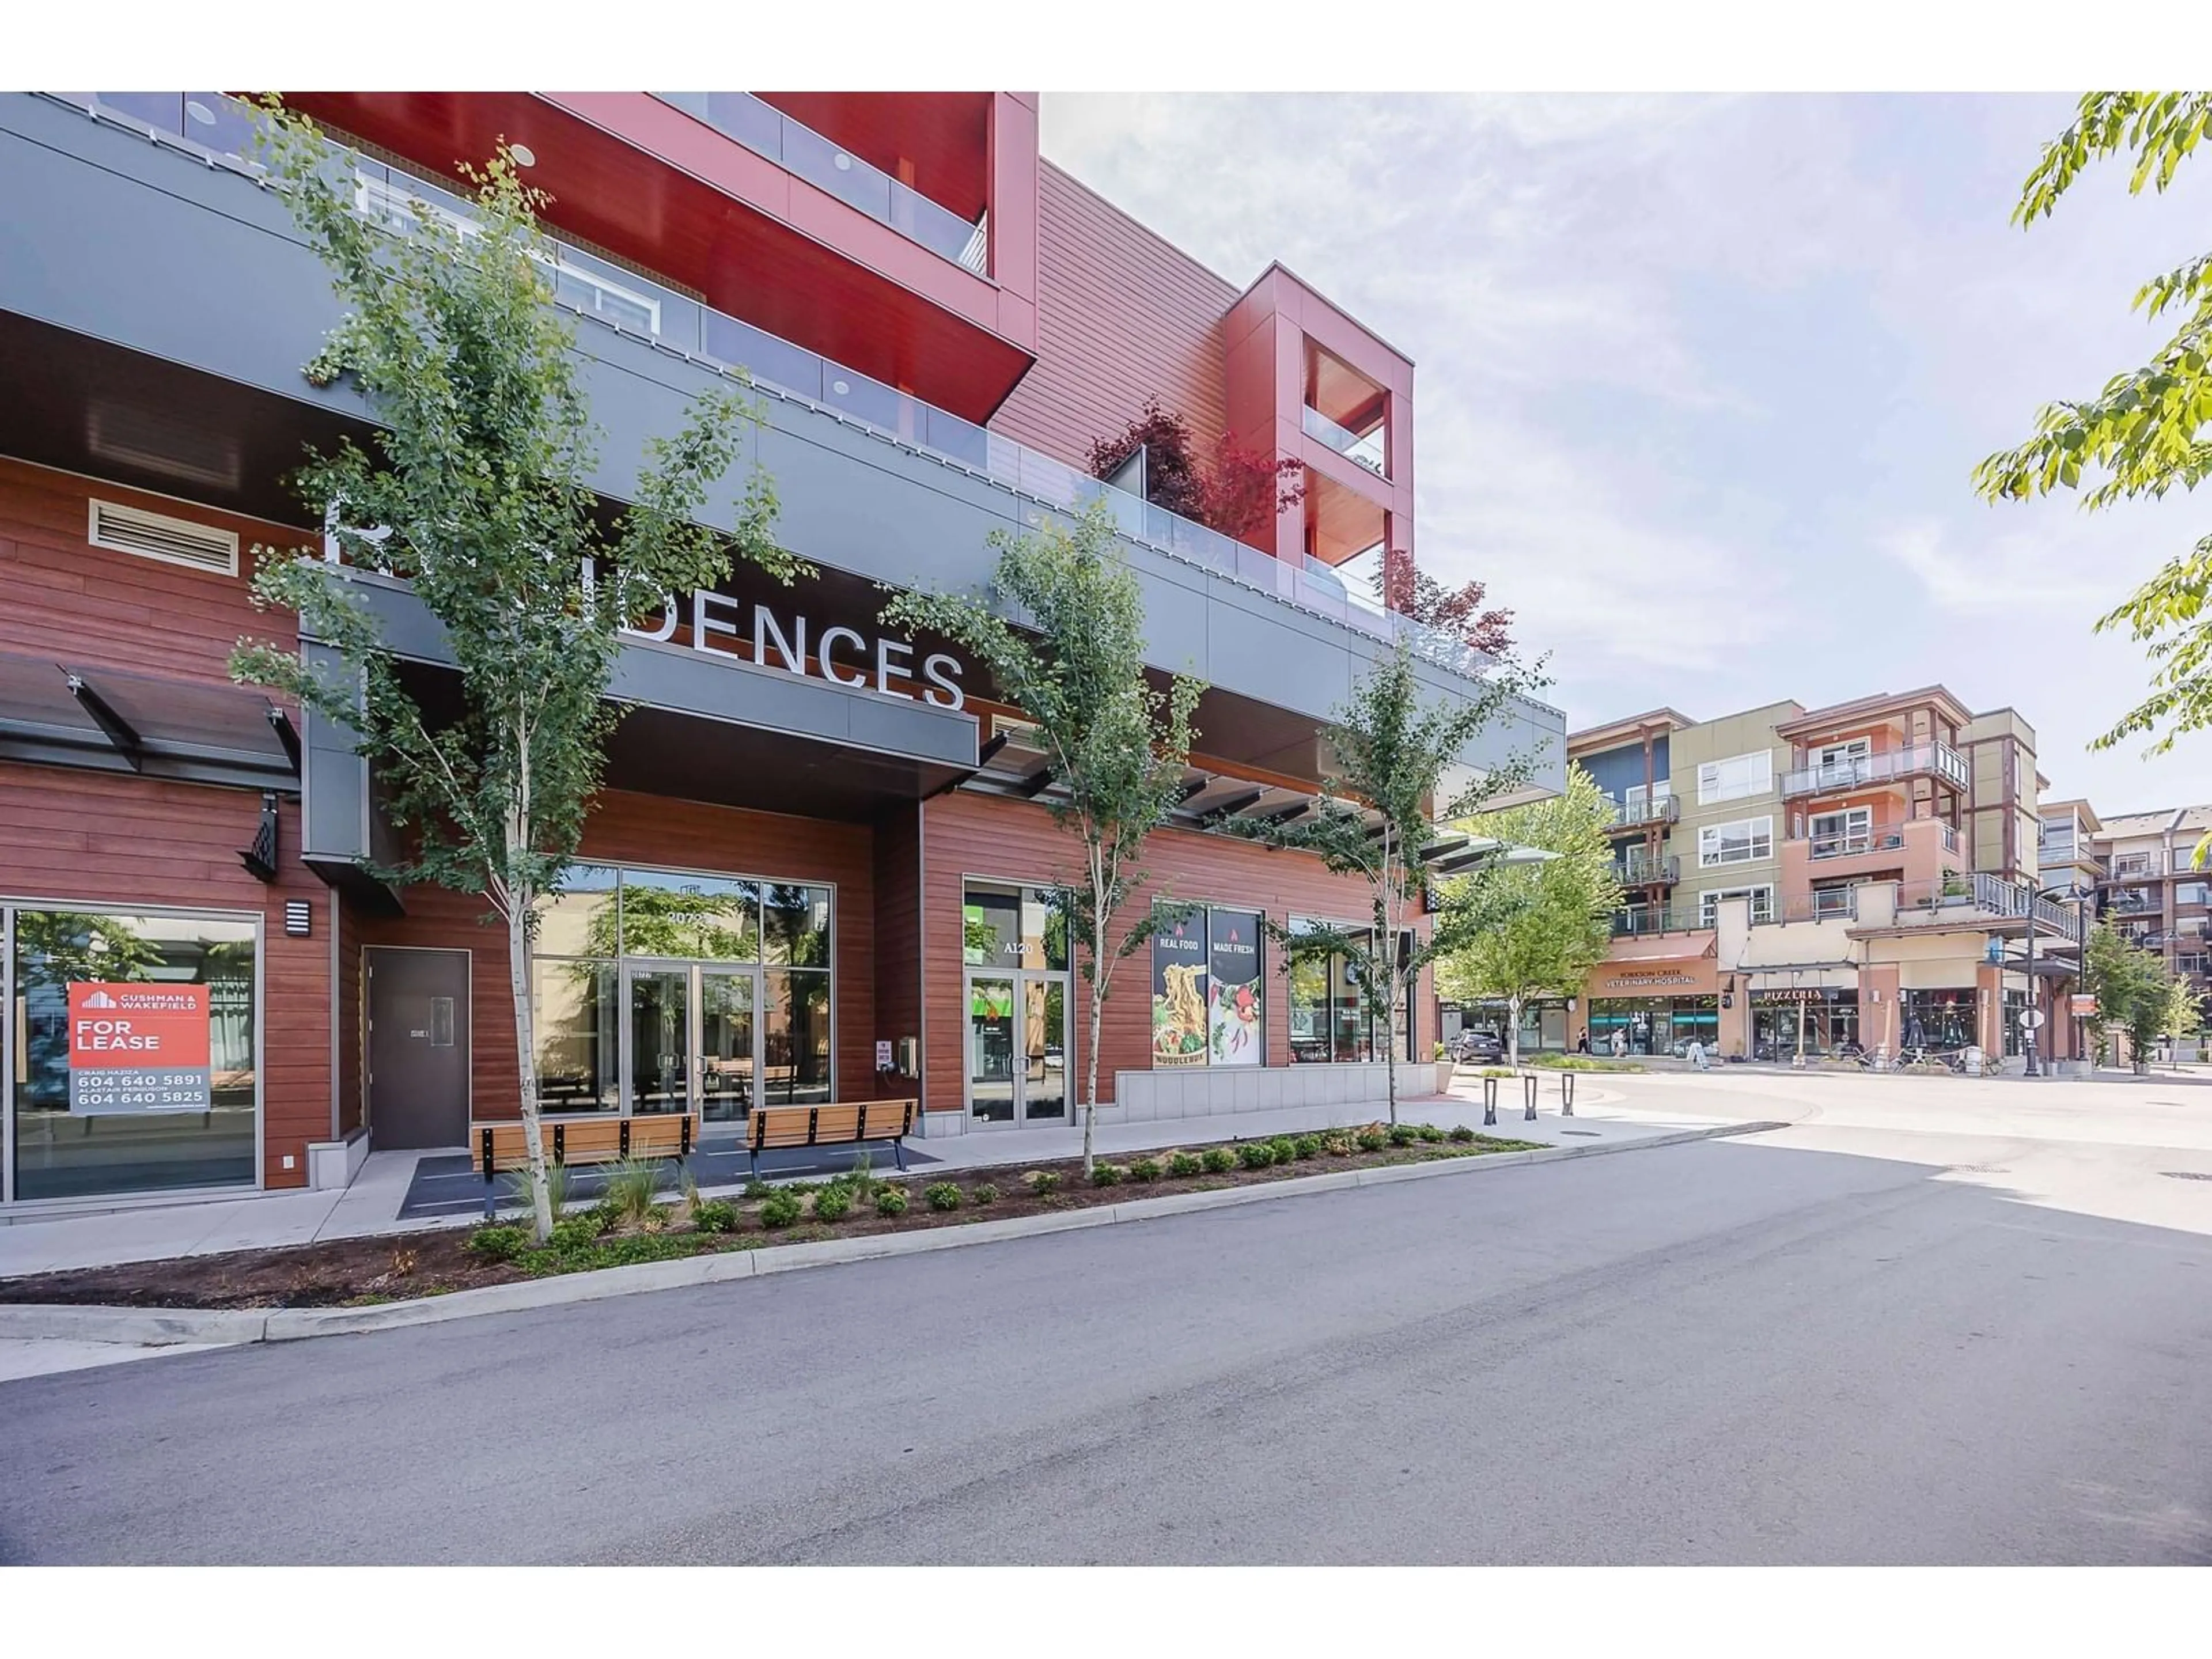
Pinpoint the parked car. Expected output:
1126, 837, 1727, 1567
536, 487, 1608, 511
1449, 1029, 1503, 1063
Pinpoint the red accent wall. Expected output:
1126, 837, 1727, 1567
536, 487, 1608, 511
990, 161, 1237, 471
919, 791, 1432, 1118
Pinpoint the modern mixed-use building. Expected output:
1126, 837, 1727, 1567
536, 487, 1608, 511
0, 90, 1561, 1212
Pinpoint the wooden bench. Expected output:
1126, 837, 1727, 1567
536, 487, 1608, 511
747, 1099, 916, 1179
473, 1113, 698, 1218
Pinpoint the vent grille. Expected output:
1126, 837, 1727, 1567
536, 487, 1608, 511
87, 499, 239, 576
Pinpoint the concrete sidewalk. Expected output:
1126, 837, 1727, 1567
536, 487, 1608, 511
0, 1077, 1721, 1281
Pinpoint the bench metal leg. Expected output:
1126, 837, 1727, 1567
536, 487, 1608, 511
748, 1148, 758, 1180
484, 1171, 496, 1221
893, 1137, 907, 1173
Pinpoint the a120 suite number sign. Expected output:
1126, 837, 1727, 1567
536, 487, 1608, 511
66, 983, 213, 1113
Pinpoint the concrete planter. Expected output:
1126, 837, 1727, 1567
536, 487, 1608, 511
306, 1128, 370, 1192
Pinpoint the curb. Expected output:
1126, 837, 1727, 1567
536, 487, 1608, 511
0, 1120, 1786, 1349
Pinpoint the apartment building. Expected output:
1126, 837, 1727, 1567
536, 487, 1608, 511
0, 92, 1560, 1214
1540, 687, 2086, 1069
2081, 804, 2212, 994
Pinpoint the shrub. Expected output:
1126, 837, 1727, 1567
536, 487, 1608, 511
1027, 1170, 1063, 1196
925, 1181, 964, 1212
1128, 1157, 1163, 1183
1236, 1142, 1275, 1170
812, 1184, 853, 1223
972, 1182, 1000, 1206
1415, 1123, 1446, 1143
1447, 1124, 1476, 1144
743, 1179, 772, 1200
1324, 1135, 1355, 1157
876, 1185, 910, 1218
1267, 1137, 1299, 1164
1355, 1128, 1389, 1153
548, 1214, 604, 1253
503, 1159, 570, 1221
844, 1150, 879, 1200
1388, 1124, 1419, 1148
467, 1223, 529, 1263
1202, 1146, 1237, 1174
1168, 1152, 1205, 1178
1091, 1163, 1126, 1187
1293, 1134, 1324, 1160
759, 1191, 802, 1229
690, 1198, 738, 1234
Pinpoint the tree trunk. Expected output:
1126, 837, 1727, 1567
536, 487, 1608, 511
1082, 885, 1106, 1178
1382, 977, 1399, 1127
507, 896, 555, 1243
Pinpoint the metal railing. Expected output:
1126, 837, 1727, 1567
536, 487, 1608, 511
1604, 793, 1679, 831
2111, 854, 2157, 880
1613, 854, 1680, 886
41, 93, 1502, 684
652, 92, 988, 275
1301, 405, 1388, 478
1897, 872, 2080, 931
1796, 816, 1957, 861
1611, 904, 1700, 937
1781, 742, 1968, 798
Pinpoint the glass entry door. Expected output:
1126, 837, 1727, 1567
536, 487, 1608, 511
965, 971, 1068, 1126
621, 961, 763, 1120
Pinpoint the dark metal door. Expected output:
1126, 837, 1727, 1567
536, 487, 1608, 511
367, 948, 471, 1150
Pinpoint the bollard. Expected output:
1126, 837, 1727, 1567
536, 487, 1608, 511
1561, 1071, 1575, 1116
1523, 1073, 1539, 1122
1482, 1075, 1498, 1127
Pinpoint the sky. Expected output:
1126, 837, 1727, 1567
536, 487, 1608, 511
1038, 93, 2211, 814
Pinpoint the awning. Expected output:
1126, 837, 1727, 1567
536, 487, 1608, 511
0, 649, 299, 793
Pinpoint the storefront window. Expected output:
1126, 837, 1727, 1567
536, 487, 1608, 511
8, 906, 258, 1202
1588, 995, 1718, 1056
1900, 988, 1976, 1054
530, 863, 834, 1122
1286, 916, 1406, 1063
1145, 903, 1266, 1067
764, 969, 831, 1107
1752, 992, 1860, 1060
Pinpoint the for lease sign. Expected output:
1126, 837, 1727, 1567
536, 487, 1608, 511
67, 983, 213, 1114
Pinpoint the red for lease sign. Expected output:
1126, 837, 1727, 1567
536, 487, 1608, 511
67, 983, 213, 1113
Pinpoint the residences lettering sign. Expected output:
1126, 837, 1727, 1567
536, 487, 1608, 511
614, 583, 967, 711
67, 983, 212, 1114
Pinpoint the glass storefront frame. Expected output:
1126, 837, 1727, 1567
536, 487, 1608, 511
532, 861, 836, 1126
1751, 991, 1861, 1060
3, 897, 264, 1209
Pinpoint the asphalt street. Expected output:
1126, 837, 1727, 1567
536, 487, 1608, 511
3, 1118, 2210, 1565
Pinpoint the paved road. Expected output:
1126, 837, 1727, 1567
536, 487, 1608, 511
3, 1126, 2210, 1565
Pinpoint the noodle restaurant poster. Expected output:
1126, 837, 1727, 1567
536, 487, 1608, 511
1207, 909, 1263, 1066
67, 983, 212, 1114
1150, 907, 1209, 1067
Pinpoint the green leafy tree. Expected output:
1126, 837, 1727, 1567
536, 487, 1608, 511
881, 503, 1202, 1176
2080, 918, 2172, 1072
1974, 93, 2212, 864
1226, 641, 1538, 1123
229, 102, 800, 1241
1437, 765, 1620, 1067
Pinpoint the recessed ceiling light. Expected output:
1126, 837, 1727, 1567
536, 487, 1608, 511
833, 152, 852, 172
185, 100, 215, 127
510, 143, 537, 168
831, 379, 850, 396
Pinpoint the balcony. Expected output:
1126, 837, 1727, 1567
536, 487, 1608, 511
1614, 854, 1680, 887
1781, 742, 1968, 800
1796, 816, 1958, 862
1895, 872, 2081, 935
31, 93, 1496, 683
1604, 793, 1679, 833
652, 92, 988, 275
2109, 854, 2157, 881
1611, 904, 1700, 937
1301, 404, 1387, 479
2102, 887, 2158, 915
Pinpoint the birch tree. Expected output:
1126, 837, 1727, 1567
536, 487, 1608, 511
230, 102, 798, 1240
881, 503, 1202, 1176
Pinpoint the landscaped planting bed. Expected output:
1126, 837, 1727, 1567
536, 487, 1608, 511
0, 1124, 1542, 1310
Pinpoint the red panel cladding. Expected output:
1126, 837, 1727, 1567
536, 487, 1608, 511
755, 93, 991, 221
991, 160, 1237, 472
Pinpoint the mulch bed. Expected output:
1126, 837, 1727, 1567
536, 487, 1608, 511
0, 1128, 1541, 1311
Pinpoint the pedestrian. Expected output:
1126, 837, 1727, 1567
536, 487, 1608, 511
1575, 1031, 1590, 1056
1685, 1036, 1706, 1071
1610, 1027, 1627, 1060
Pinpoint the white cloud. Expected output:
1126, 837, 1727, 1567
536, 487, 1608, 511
1879, 520, 2113, 615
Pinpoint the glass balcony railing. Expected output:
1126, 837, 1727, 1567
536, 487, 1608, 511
652, 92, 988, 276
1603, 792, 1679, 831
41, 93, 1498, 684
1301, 404, 1388, 479
1781, 743, 1969, 798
